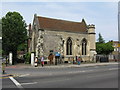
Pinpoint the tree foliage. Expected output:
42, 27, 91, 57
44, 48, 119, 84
17, 43, 27, 51
96, 42, 114, 55
24, 52, 31, 64
97, 33, 105, 43
96, 33, 114, 55
2, 11, 27, 64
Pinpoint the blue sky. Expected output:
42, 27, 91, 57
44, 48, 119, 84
1, 2, 118, 42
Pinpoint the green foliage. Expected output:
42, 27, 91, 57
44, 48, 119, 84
97, 33, 105, 43
24, 52, 31, 64
17, 43, 27, 51
0, 50, 2, 55
96, 42, 114, 55
96, 33, 114, 55
2, 11, 27, 56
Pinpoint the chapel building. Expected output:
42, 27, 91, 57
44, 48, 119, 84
28, 14, 96, 62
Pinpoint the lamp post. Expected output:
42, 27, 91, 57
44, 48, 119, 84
118, 2, 120, 61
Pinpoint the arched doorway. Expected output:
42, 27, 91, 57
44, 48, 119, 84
66, 37, 72, 55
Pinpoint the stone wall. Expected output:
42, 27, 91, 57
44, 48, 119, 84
37, 29, 94, 61
43, 34, 61, 56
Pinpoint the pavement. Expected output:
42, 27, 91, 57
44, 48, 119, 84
4, 62, 118, 69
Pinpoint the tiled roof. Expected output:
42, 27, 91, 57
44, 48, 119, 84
37, 16, 87, 33
113, 41, 119, 43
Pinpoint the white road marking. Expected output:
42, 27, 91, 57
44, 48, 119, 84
109, 68, 118, 70
68, 70, 94, 74
21, 82, 37, 85
68, 70, 86, 74
85, 70, 94, 72
19, 74, 30, 77
80, 71, 86, 72
94, 66, 99, 68
9, 76, 23, 88
43, 78, 70, 83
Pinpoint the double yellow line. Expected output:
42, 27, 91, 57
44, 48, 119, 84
0, 74, 19, 79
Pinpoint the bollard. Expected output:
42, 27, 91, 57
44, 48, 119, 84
2, 62, 5, 74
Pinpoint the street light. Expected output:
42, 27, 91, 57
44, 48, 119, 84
118, 2, 120, 61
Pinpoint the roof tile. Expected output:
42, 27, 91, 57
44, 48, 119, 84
37, 16, 87, 33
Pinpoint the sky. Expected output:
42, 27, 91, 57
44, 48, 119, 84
1, 1, 118, 42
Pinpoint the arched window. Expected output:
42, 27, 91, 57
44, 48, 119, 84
66, 37, 72, 55
82, 38, 87, 55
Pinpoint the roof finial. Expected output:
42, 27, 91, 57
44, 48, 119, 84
34, 13, 37, 17
82, 18, 85, 22
82, 18, 87, 26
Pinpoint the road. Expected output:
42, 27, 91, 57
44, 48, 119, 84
2, 63, 119, 89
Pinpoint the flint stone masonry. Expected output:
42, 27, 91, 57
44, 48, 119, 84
28, 14, 96, 62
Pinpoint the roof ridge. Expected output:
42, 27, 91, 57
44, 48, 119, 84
37, 16, 82, 24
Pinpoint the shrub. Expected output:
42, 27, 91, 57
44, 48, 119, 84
24, 52, 31, 64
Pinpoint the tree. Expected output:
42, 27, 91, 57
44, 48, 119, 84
96, 33, 114, 55
2, 11, 27, 64
17, 43, 27, 51
96, 42, 114, 55
97, 33, 105, 43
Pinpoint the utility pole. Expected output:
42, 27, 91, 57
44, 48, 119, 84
118, 2, 120, 61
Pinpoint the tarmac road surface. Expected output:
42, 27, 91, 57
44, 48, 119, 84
2, 63, 119, 89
